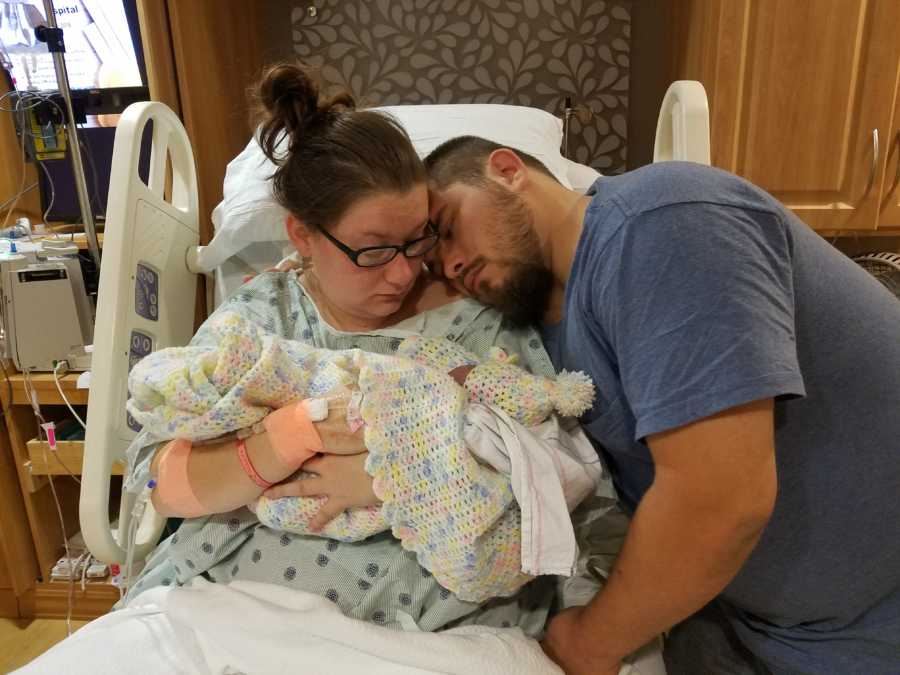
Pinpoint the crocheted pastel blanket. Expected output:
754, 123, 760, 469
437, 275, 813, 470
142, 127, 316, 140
127, 311, 529, 601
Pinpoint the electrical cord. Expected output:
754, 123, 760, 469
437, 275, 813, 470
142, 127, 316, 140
41, 423, 82, 485
0, 90, 62, 228
80, 553, 93, 592
8, 92, 102, 225
123, 479, 155, 599
53, 361, 87, 429
1, 96, 28, 232
0, 181, 37, 213
26, 370, 75, 636
36, 159, 55, 225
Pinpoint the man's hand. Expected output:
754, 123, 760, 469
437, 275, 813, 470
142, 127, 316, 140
541, 606, 621, 675
538, 399, 777, 670
262, 452, 379, 530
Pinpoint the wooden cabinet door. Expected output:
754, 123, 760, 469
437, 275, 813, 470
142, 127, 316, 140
733, 1, 899, 230
880, 54, 900, 228
674, 0, 900, 231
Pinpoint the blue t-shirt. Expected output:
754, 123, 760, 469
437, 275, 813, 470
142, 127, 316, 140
541, 162, 900, 674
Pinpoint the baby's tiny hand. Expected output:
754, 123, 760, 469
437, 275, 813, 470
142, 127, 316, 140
449, 365, 474, 385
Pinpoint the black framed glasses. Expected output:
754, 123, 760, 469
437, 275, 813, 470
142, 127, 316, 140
319, 222, 440, 268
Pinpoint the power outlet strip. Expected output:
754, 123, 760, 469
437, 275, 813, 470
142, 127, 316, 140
50, 556, 109, 581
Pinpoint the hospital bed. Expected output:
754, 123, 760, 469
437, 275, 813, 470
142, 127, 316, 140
73, 81, 710, 674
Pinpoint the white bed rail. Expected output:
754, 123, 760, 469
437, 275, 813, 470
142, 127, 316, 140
653, 80, 711, 165
81, 102, 200, 564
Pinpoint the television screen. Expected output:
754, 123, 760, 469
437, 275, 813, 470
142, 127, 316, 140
37, 123, 152, 222
0, 0, 142, 92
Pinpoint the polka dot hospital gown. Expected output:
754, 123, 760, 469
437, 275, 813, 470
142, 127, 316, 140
118, 272, 588, 634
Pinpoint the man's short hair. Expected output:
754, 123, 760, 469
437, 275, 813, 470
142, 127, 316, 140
424, 135, 557, 190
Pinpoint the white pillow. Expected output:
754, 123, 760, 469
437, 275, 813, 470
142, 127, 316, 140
376, 104, 571, 188
564, 158, 602, 194
205, 141, 288, 271
205, 104, 573, 270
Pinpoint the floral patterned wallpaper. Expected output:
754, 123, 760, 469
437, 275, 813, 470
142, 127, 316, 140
266, 0, 630, 173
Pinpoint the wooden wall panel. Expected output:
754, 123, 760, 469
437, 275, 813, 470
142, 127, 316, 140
135, 0, 181, 116
0, 84, 44, 227
166, 0, 267, 247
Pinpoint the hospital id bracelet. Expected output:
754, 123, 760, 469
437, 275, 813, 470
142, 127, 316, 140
236, 437, 274, 489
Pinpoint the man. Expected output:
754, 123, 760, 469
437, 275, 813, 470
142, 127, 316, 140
423, 137, 900, 674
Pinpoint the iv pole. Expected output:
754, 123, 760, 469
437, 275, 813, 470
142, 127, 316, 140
34, 0, 101, 270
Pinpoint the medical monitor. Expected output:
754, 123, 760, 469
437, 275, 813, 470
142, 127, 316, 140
0, 0, 147, 95
0, 0, 150, 222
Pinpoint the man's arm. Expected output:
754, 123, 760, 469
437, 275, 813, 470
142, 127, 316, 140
542, 398, 777, 674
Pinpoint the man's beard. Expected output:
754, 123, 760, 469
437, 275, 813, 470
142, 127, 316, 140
477, 262, 554, 328
474, 182, 554, 327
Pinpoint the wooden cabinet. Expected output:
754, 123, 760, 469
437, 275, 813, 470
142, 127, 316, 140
0, 409, 39, 618
881, 61, 900, 227
668, 0, 900, 232
0, 370, 120, 619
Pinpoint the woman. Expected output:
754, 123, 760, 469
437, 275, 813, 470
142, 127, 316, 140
112, 61, 611, 634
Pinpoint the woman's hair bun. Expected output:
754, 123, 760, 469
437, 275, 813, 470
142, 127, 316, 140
251, 61, 356, 162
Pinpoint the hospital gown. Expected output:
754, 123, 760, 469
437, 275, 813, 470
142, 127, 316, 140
121, 272, 623, 633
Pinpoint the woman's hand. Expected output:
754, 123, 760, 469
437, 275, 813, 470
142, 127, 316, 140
262, 452, 379, 531
312, 403, 366, 455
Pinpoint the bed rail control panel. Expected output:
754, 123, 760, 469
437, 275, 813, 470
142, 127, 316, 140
135, 262, 159, 321
126, 330, 153, 432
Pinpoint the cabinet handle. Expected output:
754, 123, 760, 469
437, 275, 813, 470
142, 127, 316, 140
869, 128, 879, 187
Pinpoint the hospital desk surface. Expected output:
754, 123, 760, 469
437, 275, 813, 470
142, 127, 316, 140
39, 229, 104, 251
1, 371, 89, 407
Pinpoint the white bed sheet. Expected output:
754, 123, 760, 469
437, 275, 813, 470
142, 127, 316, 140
214, 240, 293, 306
15, 578, 666, 675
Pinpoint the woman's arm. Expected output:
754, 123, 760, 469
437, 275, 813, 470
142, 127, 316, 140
149, 406, 365, 518
149, 431, 280, 517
